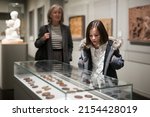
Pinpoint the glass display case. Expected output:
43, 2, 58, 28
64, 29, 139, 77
14, 60, 133, 100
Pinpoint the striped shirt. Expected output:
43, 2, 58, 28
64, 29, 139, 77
51, 25, 62, 49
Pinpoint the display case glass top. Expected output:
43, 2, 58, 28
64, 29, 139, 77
14, 60, 133, 100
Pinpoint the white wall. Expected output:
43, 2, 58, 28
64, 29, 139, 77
0, 0, 9, 12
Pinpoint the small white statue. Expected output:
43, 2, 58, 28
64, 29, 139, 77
5, 19, 19, 39
2, 11, 23, 43
5, 11, 21, 39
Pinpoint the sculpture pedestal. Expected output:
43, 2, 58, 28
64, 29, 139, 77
1, 39, 23, 44
0, 42, 27, 89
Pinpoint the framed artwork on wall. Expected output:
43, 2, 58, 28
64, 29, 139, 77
100, 18, 113, 36
69, 15, 85, 40
129, 4, 150, 43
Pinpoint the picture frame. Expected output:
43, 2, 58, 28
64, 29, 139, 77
129, 4, 150, 43
69, 15, 85, 40
100, 18, 113, 36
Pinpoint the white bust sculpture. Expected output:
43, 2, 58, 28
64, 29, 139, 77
2, 11, 23, 43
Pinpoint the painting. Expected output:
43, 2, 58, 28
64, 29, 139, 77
129, 5, 150, 42
69, 15, 85, 40
100, 18, 113, 36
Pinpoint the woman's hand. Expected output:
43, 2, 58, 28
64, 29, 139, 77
42, 33, 50, 40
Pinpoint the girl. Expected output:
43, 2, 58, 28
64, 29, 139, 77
78, 20, 124, 81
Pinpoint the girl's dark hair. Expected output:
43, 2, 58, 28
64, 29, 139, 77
86, 20, 108, 46
47, 4, 64, 24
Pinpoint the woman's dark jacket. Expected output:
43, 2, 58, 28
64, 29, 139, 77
34, 24, 73, 64
78, 40, 124, 78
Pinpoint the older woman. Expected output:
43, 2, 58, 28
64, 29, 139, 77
35, 4, 73, 64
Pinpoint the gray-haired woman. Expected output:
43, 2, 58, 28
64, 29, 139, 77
35, 4, 73, 64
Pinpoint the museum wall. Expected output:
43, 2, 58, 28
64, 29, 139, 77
0, 0, 9, 12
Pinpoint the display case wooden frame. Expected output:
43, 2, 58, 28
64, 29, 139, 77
69, 15, 85, 40
129, 4, 150, 43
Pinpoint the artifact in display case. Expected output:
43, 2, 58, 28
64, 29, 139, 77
14, 60, 133, 100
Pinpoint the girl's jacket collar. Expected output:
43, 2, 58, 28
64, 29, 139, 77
79, 38, 122, 50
